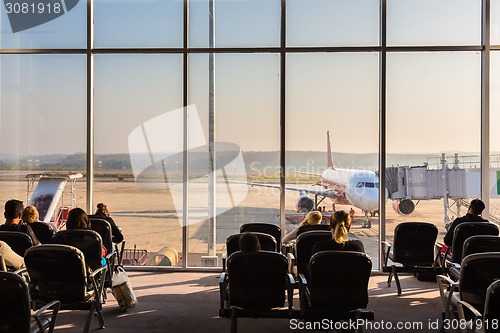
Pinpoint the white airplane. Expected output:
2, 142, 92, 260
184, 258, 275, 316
244, 132, 412, 225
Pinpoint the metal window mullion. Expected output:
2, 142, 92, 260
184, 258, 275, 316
378, 0, 387, 271
86, 0, 94, 213
481, 0, 491, 217
182, 0, 189, 268
279, 0, 286, 239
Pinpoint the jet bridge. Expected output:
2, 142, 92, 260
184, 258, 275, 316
386, 153, 500, 224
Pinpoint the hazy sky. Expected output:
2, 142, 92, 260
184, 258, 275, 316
1, 0, 500, 158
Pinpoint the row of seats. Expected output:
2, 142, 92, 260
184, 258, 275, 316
381, 220, 500, 333
0, 218, 125, 333
219, 223, 373, 332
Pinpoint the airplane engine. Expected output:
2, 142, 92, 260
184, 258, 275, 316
392, 199, 415, 215
296, 195, 314, 213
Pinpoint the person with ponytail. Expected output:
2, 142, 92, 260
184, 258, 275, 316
311, 210, 364, 256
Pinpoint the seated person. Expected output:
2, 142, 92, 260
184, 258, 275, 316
0, 199, 40, 246
282, 211, 322, 244
239, 232, 261, 252
311, 210, 364, 255
88, 202, 124, 244
22, 205, 57, 243
66, 208, 107, 258
444, 198, 488, 246
0, 240, 24, 270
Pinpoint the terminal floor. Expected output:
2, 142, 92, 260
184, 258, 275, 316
53, 270, 443, 333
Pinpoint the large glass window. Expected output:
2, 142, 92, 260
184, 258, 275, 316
387, 0, 481, 46
490, 52, 500, 223
94, 54, 183, 266
287, 0, 379, 47
94, 0, 183, 48
187, 53, 280, 267
386, 51, 481, 245
286, 52, 380, 263
0, 54, 87, 218
0, 1, 86, 49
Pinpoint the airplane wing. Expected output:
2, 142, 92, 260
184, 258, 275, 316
229, 180, 338, 198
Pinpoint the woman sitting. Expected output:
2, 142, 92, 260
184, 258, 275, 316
311, 210, 364, 256
66, 208, 107, 258
282, 211, 323, 244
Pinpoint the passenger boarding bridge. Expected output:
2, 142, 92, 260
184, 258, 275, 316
386, 153, 500, 225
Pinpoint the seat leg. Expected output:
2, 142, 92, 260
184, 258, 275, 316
387, 270, 393, 287
83, 302, 97, 333
230, 307, 238, 333
391, 266, 402, 296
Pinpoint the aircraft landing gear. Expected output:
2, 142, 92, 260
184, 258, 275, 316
362, 211, 371, 228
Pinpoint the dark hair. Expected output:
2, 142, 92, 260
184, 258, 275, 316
66, 208, 91, 230
4, 199, 24, 219
239, 232, 261, 252
470, 199, 485, 216
96, 202, 109, 217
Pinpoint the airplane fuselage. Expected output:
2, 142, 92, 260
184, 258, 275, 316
321, 168, 387, 212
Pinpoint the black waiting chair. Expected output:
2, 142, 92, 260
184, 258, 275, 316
0, 271, 60, 333
437, 252, 500, 326
29, 222, 56, 244
457, 279, 500, 333
448, 235, 500, 281
240, 223, 282, 251
298, 251, 374, 326
24, 244, 107, 333
52, 229, 114, 292
219, 251, 295, 333
382, 222, 442, 296
444, 222, 499, 267
89, 217, 124, 267
295, 224, 330, 237
222, 232, 277, 272
0, 231, 33, 256
288, 230, 331, 280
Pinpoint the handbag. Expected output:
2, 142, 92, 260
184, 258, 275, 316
111, 266, 138, 311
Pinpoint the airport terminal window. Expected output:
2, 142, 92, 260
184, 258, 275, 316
94, 0, 183, 48
387, 0, 480, 46
187, 53, 280, 267
286, 0, 379, 47
285, 52, 380, 262
0, 1, 86, 49
386, 51, 481, 240
0, 54, 87, 210
189, 0, 281, 48
0, 0, 496, 270
93, 54, 183, 265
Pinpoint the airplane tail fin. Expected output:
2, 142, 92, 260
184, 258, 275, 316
327, 131, 335, 169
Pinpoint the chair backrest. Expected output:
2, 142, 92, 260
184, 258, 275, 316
240, 223, 282, 250
391, 222, 437, 266
88, 217, 114, 254
24, 244, 88, 304
296, 224, 331, 237
459, 252, 500, 311
52, 229, 103, 271
29, 222, 55, 244
452, 222, 499, 263
462, 235, 500, 260
0, 231, 33, 256
484, 279, 500, 332
0, 271, 31, 333
308, 251, 372, 311
227, 251, 288, 309
226, 232, 277, 256
295, 230, 332, 276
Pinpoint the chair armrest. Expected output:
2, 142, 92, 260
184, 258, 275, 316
114, 240, 125, 266
298, 273, 311, 315
219, 272, 228, 313
437, 274, 459, 317
33, 299, 60, 333
381, 241, 391, 267
222, 253, 227, 272
287, 253, 296, 275
286, 273, 295, 317
457, 300, 482, 333
89, 266, 108, 304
